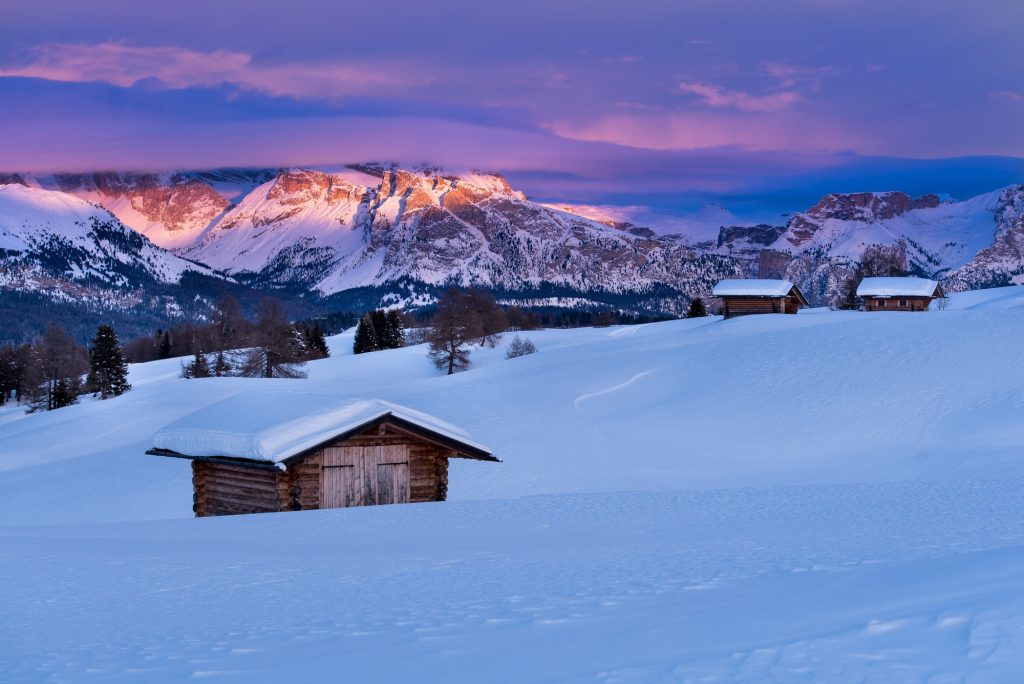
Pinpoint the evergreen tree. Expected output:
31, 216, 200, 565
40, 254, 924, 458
212, 350, 233, 377
370, 309, 389, 349
182, 350, 212, 379
686, 297, 708, 318
0, 347, 14, 406
158, 331, 172, 359
305, 324, 330, 359
87, 324, 131, 399
384, 309, 405, 349
353, 315, 377, 354
51, 378, 79, 409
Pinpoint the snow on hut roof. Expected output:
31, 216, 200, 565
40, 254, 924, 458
856, 277, 940, 297
151, 392, 492, 464
712, 279, 796, 297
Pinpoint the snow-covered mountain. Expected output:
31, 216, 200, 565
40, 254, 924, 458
21, 169, 277, 249
944, 185, 1024, 290
0, 184, 261, 344
0, 184, 214, 294
180, 167, 740, 311
5, 165, 1024, 319
724, 187, 1022, 303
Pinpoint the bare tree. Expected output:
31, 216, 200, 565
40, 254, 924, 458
25, 326, 87, 411
833, 242, 910, 309
236, 298, 307, 379
427, 289, 484, 374
212, 294, 247, 351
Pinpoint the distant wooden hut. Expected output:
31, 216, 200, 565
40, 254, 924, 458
148, 393, 497, 517
856, 277, 944, 312
711, 279, 809, 319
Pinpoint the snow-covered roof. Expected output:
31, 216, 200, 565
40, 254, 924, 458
712, 279, 796, 297
856, 277, 941, 298
151, 392, 493, 464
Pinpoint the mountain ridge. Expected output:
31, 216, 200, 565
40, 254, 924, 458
3, 165, 1024, 341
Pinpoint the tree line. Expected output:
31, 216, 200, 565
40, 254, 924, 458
124, 295, 326, 363
424, 288, 546, 374
349, 288, 681, 375
0, 324, 130, 412
122, 295, 330, 379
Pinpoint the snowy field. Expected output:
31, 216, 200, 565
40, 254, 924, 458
3, 287, 1024, 681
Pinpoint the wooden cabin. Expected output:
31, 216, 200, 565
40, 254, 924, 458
711, 279, 809, 319
856, 277, 944, 312
147, 394, 497, 517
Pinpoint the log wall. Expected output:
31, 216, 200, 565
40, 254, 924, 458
192, 460, 282, 517
722, 296, 782, 318
863, 296, 934, 312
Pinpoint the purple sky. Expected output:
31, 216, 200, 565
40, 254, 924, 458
2, 0, 1023, 210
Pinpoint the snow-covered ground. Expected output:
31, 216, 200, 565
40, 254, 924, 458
3, 287, 1024, 681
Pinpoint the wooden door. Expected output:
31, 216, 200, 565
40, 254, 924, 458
321, 445, 409, 508
321, 447, 363, 508
363, 445, 410, 506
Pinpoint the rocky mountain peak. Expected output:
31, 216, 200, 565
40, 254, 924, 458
265, 169, 369, 207
805, 191, 943, 222
47, 171, 231, 242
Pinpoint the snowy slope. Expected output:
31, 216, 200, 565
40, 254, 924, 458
4, 287, 1024, 680
29, 170, 276, 249
774, 190, 1000, 269
0, 184, 215, 289
5, 481, 1024, 682
186, 169, 374, 283
3, 286, 1024, 522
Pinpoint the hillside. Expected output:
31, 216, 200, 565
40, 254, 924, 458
3, 287, 1024, 680
4, 286, 1024, 521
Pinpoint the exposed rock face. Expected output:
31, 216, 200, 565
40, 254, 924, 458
945, 186, 1024, 290
716, 225, 788, 270
48, 172, 231, 249
805, 191, 942, 222
757, 250, 793, 280
783, 192, 944, 248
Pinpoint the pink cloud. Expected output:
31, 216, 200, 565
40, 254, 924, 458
0, 42, 414, 98
677, 82, 800, 112
548, 109, 856, 155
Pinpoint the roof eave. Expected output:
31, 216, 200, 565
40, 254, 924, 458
148, 413, 499, 467
146, 448, 283, 470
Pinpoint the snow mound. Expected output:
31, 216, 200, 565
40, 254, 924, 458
856, 277, 940, 297
712, 278, 795, 297
151, 392, 491, 463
